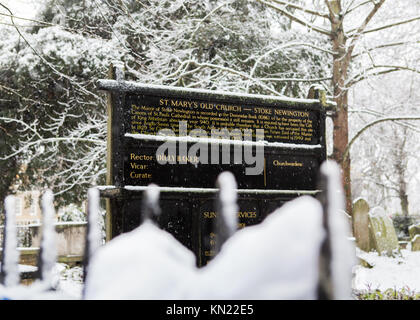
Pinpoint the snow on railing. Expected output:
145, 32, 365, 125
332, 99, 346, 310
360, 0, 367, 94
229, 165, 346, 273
141, 183, 161, 222
214, 172, 238, 254
82, 187, 102, 293
37, 190, 57, 288
0, 161, 354, 300
0, 195, 20, 287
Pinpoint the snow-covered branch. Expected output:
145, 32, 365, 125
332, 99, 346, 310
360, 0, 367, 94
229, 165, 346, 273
344, 116, 420, 163
344, 0, 374, 15
256, 76, 332, 82
352, 40, 420, 58
346, 0, 386, 57
270, 0, 330, 18
256, 0, 332, 36
348, 107, 420, 133
0, 137, 105, 161
246, 41, 335, 92
347, 65, 420, 87
348, 15, 420, 36
324, 0, 339, 23
0, 3, 100, 100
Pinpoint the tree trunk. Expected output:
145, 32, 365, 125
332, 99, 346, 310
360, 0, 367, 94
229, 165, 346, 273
332, 105, 352, 215
400, 192, 409, 217
329, 1, 353, 215
396, 156, 409, 216
392, 129, 409, 216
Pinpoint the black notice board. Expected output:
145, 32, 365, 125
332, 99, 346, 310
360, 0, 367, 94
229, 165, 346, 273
98, 74, 327, 267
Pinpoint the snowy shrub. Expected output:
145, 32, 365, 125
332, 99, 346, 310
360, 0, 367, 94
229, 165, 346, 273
57, 204, 86, 222
392, 214, 416, 239
354, 287, 420, 300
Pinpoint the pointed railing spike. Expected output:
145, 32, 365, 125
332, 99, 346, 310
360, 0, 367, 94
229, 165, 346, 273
315, 162, 334, 300
0, 195, 20, 287
142, 184, 161, 223
83, 187, 102, 291
316, 160, 354, 300
36, 189, 57, 289
214, 171, 238, 255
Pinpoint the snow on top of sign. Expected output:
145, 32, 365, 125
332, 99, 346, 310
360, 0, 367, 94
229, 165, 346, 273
97, 79, 323, 106
122, 185, 319, 195
320, 161, 356, 300
124, 133, 322, 149
124, 185, 219, 193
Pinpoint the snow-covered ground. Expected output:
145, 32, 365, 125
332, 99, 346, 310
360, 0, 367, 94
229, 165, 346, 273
19, 249, 420, 300
55, 264, 83, 299
353, 248, 420, 294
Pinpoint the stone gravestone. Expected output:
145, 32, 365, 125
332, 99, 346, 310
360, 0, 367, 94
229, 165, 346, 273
408, 224, 420, 251
368, 207, 399, 256
97, 66, 328, 266
408, 224, 420, 240
352, 198, 370, 252
411, 235, 420, 251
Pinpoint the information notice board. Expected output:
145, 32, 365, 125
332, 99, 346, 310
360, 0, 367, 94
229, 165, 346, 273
98, 71, 327, 266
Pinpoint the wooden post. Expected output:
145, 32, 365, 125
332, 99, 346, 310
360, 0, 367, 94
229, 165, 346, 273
105, 63, 125, 242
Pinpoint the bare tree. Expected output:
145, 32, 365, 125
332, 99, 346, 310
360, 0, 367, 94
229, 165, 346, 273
350, 72, 420, 217
257, 0, 420, 214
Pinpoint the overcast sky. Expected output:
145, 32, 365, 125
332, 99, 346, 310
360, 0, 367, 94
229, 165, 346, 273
0, 0, 40, 21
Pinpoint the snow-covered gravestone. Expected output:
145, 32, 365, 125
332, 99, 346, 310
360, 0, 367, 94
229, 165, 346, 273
408, 224, 420, 241
97, 66, 331, 266
412, 235, 420, 251
409, 223, 420, 251
368, 207, 399, 256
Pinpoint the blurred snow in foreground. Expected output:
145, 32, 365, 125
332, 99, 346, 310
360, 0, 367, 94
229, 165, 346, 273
84, 195, 354, 300
58, 247, 420, 299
